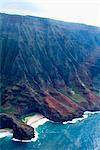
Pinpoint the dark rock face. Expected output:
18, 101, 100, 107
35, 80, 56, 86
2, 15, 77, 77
0, 113, 34, 140
0, 13, 100, 135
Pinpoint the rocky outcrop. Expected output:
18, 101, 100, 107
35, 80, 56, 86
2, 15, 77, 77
0, 113, 34, 140
0, 13, 100, 139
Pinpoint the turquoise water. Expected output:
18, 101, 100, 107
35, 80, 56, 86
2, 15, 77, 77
0, 112, 100, 150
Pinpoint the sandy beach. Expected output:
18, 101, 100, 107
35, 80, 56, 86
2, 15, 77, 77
23, 114, 45, 125
0, 129, 13, 138
0, 129, 12, 133
23, 113, 49, 128
0, 113, 48, 139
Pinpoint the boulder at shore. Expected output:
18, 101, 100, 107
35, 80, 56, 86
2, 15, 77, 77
0, 113, 34, 140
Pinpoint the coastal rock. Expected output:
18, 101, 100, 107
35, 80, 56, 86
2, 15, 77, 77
0, 13, 100, 129
0, 113, 34, 140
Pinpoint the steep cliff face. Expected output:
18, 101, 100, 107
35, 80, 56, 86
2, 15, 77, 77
0, 13, 100, 130
0, 113, 34, 140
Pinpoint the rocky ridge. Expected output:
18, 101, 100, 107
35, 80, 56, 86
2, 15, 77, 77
0, 13, 100, 140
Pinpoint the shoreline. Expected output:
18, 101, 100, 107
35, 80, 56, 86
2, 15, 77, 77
0, 129, 13, 138
0, 113, 49, 141
0, 129, 12, 133
0, 111, 100, 142
63, 111, 100, 124
23, 114, 49, 128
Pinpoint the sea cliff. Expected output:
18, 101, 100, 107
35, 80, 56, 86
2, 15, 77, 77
0, 13, 100, 140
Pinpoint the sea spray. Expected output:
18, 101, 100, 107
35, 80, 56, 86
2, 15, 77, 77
0, 131, 13, 139
63, 111, 100, 124
0, 111, 100, 142
12, 118, 49, 142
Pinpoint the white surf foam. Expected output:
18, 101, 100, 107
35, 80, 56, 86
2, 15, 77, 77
0, 131, 13, 138
12, 138, 32, 142
0, 111, 100, 142
30, 118, 49, 128
12, 130, 38, 142
63, 111, 100, 125
84, 111, 100, 115
12, 118, 49, 142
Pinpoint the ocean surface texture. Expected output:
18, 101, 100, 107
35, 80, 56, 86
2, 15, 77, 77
0, 112, 100, 150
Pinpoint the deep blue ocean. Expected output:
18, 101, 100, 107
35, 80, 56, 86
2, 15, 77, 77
0, 112, 100, 150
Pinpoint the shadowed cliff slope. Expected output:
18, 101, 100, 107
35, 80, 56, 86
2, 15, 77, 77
0, 13, 100, 124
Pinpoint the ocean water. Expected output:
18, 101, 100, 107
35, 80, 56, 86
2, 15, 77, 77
0, 112, 100, 150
